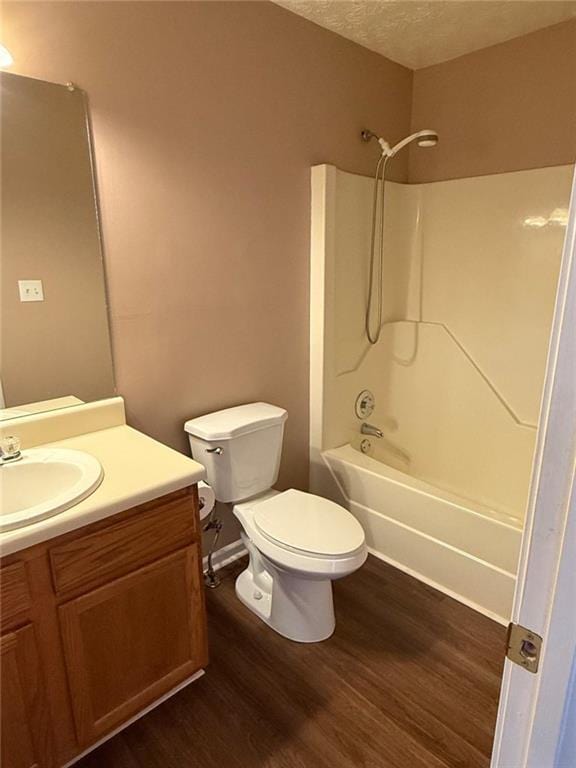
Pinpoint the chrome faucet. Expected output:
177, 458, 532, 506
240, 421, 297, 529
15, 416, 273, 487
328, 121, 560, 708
0, 435, 22, 464
360, 423, 383, 439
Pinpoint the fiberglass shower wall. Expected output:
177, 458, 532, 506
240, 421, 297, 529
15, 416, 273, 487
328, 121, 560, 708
310, 163, 573, 522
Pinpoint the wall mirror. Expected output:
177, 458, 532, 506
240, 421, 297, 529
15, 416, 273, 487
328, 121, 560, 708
0, 72, 115, 420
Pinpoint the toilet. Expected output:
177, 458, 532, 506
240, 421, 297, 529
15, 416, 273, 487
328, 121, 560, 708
184, 403, 367, 642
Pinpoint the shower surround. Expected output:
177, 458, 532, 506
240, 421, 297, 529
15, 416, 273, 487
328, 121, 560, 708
310, 162, 573, 622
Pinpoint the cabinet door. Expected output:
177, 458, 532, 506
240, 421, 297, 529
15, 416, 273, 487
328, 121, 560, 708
1, 626, 54, 768
59, 545, 207, 747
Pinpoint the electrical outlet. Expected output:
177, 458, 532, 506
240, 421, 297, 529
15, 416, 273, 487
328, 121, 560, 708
18, 280, 44, 302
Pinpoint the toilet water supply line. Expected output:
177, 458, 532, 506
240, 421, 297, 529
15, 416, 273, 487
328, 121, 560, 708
203, 502, 223, 588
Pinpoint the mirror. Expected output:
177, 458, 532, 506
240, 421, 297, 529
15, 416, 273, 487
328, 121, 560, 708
0, 72, 115, 420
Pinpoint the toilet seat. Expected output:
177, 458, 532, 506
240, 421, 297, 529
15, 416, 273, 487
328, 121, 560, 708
234, 489, 367, 579
252, 489, 365, 558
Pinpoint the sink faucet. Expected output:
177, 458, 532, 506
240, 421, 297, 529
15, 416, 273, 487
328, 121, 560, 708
360, 423, 383, 439
0, 435, 22, 463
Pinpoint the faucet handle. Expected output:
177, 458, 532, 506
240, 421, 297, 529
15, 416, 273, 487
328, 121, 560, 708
1, 435, 22, 461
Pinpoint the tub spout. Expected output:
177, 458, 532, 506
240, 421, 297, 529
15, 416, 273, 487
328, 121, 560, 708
361, 423, 383, 439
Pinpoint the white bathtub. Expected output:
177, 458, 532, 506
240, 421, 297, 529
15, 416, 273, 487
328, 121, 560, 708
319, 444, 522, 624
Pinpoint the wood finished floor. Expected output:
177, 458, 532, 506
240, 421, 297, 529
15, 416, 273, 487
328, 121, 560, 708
78, 555, 507, 768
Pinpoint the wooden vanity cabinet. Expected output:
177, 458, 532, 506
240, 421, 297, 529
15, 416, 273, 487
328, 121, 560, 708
1, 625, 54, 768
1, 562, 56, 768
0, 486, 207, 768
59, 545, 205, 745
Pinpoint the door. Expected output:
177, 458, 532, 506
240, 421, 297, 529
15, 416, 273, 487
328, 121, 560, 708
58, 545, 207, 747
491, 169, 576, 766
1, 626, 54, 768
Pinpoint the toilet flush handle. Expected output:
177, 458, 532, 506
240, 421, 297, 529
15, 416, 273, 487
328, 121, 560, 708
206, 446, 223, 455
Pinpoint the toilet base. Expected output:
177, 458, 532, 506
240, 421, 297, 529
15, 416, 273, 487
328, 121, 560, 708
236, 534, 336, 643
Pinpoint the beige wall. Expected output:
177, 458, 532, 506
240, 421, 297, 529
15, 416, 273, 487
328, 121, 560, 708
1, 72, 115, 407
3, 2, 574, 497
1, 1, 413, 489
409, 19, 576, 183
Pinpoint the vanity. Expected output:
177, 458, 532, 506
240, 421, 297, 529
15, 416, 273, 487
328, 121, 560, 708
0, 70, 209, 767
1, 399, 208, 768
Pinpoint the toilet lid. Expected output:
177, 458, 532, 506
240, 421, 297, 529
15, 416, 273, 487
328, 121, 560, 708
253, 489, 365, 557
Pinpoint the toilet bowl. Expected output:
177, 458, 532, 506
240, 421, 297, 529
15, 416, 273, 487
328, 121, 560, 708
234, 489, 366, 642
184, 403, 367, 642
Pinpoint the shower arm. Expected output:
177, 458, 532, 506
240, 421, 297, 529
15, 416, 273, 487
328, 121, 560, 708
361, 129, 392, 157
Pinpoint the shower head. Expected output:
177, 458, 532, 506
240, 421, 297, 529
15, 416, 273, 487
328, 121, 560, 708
415, 130, 439, 148
414, 129, 438, 147
361, 128, 438, 158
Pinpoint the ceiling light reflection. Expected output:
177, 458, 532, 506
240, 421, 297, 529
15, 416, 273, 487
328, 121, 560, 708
0, 44, 13, 68
523, 208, 569, 229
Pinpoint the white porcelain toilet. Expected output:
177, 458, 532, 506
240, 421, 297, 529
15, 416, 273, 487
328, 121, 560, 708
184, 403, 367, 642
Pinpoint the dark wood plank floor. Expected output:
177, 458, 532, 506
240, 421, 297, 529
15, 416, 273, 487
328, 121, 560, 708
78, 555, 507, 768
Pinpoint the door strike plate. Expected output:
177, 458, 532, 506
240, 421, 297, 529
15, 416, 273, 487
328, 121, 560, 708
506, 623, 542, 674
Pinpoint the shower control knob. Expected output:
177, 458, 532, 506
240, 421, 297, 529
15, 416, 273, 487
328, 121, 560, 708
355, 390, 375, 419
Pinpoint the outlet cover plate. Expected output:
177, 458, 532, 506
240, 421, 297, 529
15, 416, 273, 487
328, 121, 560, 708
18, 280, 44, 302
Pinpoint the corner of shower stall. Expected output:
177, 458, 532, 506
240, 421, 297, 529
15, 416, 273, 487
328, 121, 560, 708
309, 162, 573, 624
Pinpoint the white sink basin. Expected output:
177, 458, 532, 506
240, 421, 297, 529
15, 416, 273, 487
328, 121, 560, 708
1, 448, 104, 532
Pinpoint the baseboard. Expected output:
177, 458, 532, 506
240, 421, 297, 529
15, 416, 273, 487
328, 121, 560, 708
203, 538, 247, 572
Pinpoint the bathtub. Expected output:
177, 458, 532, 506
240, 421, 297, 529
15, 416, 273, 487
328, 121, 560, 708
319, 444, 522, 624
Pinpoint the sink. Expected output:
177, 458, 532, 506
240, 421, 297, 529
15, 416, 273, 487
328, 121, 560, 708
1, 448, 104, 532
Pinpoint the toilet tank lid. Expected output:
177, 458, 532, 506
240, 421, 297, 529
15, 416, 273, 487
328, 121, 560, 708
184, 402, 287, 440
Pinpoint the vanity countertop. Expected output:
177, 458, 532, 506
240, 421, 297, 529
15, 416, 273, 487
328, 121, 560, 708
1, 424, 206, 557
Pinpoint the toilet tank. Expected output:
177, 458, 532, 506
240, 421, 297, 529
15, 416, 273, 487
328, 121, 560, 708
184, 403, 288, 503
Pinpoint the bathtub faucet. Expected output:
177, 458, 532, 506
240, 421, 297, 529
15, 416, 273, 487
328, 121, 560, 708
360, 423, 383, 439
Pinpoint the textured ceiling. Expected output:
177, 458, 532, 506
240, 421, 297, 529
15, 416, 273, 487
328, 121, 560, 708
273, 0, 576, 69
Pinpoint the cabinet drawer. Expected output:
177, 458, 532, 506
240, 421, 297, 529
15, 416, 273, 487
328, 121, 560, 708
1, 562, 32, 633
50, 489, 198, 596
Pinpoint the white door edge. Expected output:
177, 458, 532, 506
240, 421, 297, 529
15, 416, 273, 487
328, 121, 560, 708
491, 166, 576, 768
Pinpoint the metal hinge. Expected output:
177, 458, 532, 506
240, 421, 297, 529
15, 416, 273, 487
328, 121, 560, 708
506, 623, 543, 673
